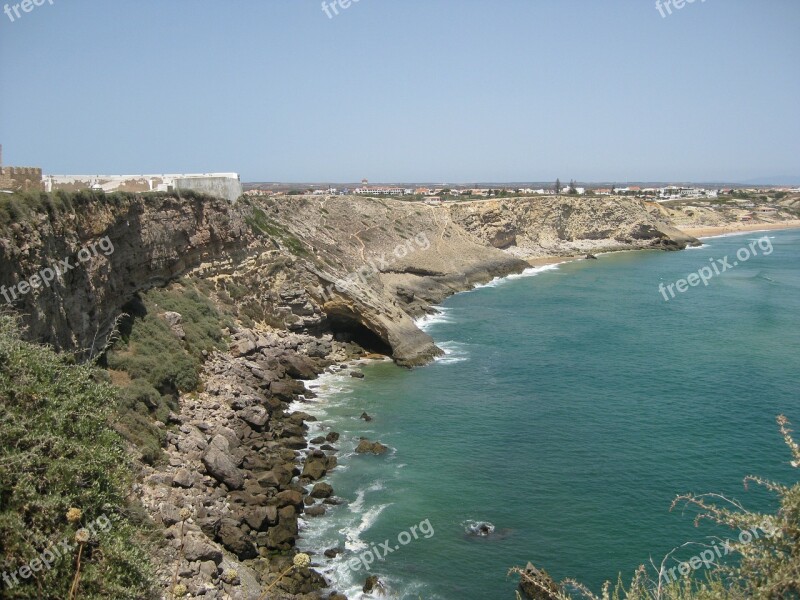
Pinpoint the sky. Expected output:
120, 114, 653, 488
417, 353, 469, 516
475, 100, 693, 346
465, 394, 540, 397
0, 0, 798, 184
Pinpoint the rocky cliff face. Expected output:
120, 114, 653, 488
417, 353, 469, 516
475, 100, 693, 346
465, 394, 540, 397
447, 196, 697, 257
0, 193, 696, 366
0, 194, 251, 357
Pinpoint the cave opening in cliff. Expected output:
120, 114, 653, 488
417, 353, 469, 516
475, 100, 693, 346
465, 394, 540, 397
326, 314, 393, 357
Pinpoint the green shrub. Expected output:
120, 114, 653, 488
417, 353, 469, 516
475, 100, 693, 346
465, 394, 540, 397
0, 314, 156, 599
105, 284, 230, 462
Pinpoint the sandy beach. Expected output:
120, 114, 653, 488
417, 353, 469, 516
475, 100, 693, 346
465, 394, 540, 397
679, 220, 800, 239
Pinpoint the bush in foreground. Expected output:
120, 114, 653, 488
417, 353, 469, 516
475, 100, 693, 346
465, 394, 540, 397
0, 314, 156, 599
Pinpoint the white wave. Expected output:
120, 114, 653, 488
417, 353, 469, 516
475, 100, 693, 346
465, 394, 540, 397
699, 229, 775, 241
415, 306, 455, 330
463, 519, 495, 536
341, 503, 392, 552
472, 263, 561, 290
349, 479, 386, 513
471, 276, 503, 289
434, 340, 470, 364
505, 263, 562, 279
683, 243, 708, 250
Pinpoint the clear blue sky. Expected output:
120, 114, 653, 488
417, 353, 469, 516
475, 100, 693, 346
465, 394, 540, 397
1, 1, 798, 183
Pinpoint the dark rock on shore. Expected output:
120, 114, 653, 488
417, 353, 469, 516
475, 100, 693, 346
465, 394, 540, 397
363, 575, 385, 594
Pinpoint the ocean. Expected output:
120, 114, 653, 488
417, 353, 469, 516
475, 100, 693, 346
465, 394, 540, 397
294, 229, 800, 599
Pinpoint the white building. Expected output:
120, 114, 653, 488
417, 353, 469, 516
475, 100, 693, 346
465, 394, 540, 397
354, 187, 406, 196
44, 173, 243, 202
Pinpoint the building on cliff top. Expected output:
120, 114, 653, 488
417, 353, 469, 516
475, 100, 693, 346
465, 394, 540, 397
43, 173, 243, 202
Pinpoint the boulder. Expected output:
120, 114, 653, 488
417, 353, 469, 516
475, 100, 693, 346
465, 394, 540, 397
275, 489, 304, 508
242, 506, 279, 531
238, 405, 269, 429
231, 339, 257, 357
267, 516, 298, 548
172, 468, 195, 489
270, 380, 304, 400
280, 353, 320, 379
217, 519, 257, 560
257, 467, 292, 488
183, 534, 223, 564
355, 439, 389, 455
202, 444, 244, 490
363, 575, 385, 594
310, 482, 333, 499
302, 455, 328, 480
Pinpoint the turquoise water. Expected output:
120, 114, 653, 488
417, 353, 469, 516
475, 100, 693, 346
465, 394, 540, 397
296, 229, 800, 599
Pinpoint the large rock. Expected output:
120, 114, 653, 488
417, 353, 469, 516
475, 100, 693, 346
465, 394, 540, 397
270, 379, 305, 400
355, 439, 389, 455
242, 506, 278, 532
302, 454, 328, 480
280, 353, 320, 379
202, 444, 244, 490
183, 534, 223, 564
257, 467, 293, 488
310, 482, 333, 498
217, 519, 257, 560
275, 489, 304, 508
267, 510, 298, 548
237, 405, 269, 429
172, 468, 196, 489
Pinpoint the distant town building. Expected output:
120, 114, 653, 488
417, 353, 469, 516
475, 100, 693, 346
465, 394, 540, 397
657, 186, 718, 201
354, 186, 406, 196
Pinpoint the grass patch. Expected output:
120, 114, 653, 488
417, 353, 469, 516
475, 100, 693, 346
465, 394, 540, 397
245, 206, 309, 257
105, 284, 231, 463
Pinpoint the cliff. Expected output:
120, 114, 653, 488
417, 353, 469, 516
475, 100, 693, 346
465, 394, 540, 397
0, 192, 696, 367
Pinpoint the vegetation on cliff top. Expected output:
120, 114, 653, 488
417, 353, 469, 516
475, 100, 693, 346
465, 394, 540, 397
0, 189, 230, 234
512, 416, 800, 599
0, 314, 157, 599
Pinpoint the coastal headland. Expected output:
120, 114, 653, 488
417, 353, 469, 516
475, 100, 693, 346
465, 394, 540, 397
0, 189, 797, 598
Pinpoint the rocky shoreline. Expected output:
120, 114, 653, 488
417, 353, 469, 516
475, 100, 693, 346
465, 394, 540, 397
138, 327, 374, 599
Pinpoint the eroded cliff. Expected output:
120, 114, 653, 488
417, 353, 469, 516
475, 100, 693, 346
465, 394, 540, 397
0, 192, 696, 366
